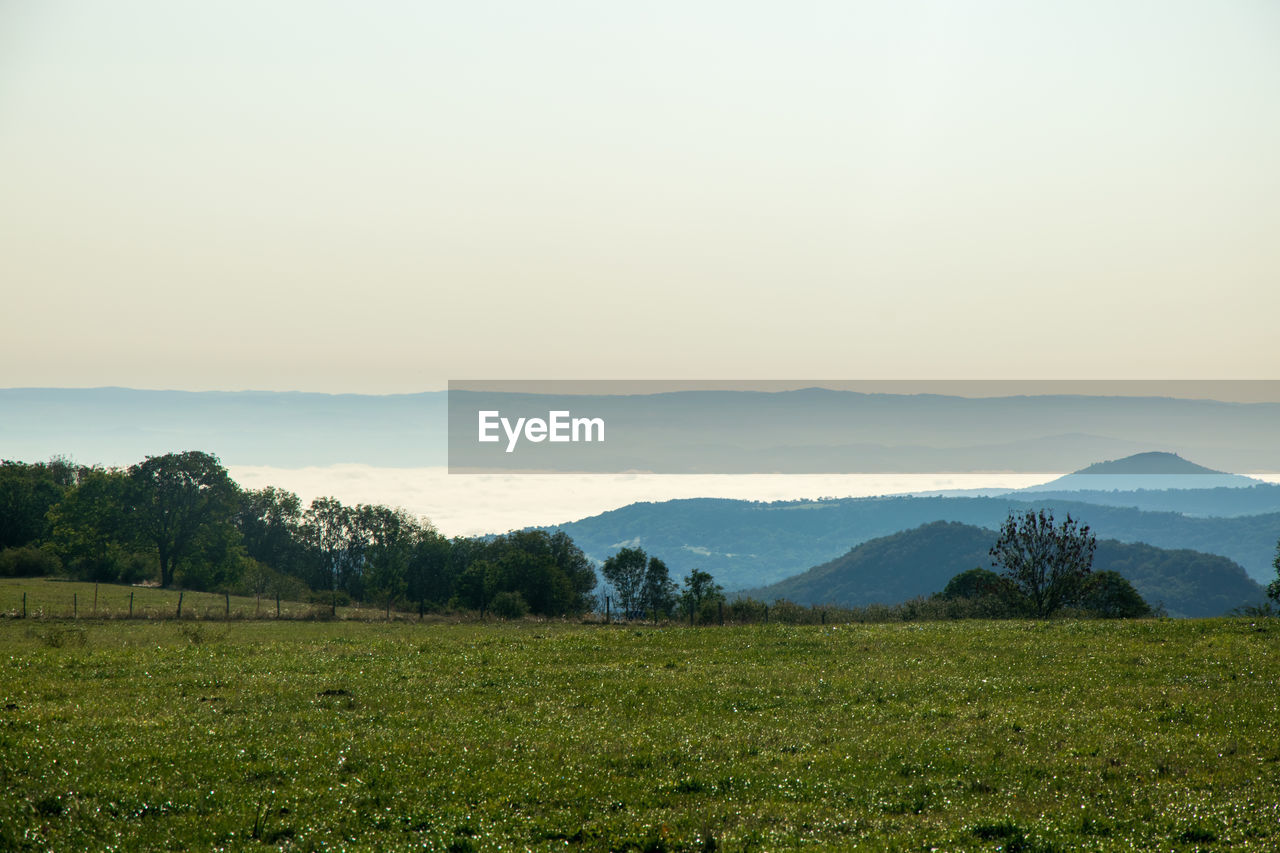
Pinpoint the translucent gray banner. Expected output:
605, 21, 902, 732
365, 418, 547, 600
447, 381, 1280, 474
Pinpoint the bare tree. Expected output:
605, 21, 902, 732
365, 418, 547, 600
989, 509, 1095, 618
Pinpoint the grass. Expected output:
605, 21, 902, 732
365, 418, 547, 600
1, 616, 1278, 850
0, 577, 422, 621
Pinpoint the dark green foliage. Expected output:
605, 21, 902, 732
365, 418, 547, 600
989, 510, 1096, 618
446, 531, 595, 617
1074, 570, 1152, 618
602, 547, 648, 616
681, 569, 724, 622
940, 567, 1003, 600
0, 545, 61, 577
236, 486, 310, 579
127, 451, 242, 588
0, 458, 75, 549
489, 590, 528, 619
47, 467, 150, 583
407, 529, 453, 609
640, 557, 677, 618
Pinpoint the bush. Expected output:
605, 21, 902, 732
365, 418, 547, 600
1075, 571, 1152, 618
0, 546, 61, 577
309, 590, 352, 607
490, 591, 529, 620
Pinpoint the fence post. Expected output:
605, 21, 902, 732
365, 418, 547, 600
331, 590, 337, 616
386, 598, 391, 621
225, 592, 230, 618
74, 594, 77, 620
690, 605, 694, 627
177, 591, 184, 619
821, 609, 825, 625
94, 583, 99, 616
719, 601, 724, 626
605, 596, 610, 625
22, 592, 26, 619
129, 591, 134, 618
276, 591, 281, 619
764, 604, 768, 624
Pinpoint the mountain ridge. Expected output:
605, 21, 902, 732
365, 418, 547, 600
737, 520, 1266, 618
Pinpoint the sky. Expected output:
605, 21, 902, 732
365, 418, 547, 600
2, 1, 1279, 392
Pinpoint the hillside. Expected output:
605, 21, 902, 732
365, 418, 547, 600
1005, 483, 1280, 517
740, 521, 1266, 618
1021, 451, 1262, 492
549, 496, 1280, 588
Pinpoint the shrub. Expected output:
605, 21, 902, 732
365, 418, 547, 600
1075, 570, 1152, 618
490, 591, 529, 620
309, 590, 352, 607
0, 545, 61, 577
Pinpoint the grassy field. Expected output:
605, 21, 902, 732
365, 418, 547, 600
0, 577, 414, 622
1, 616, 1278, 851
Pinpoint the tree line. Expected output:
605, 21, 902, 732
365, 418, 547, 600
0, 452, 597, 617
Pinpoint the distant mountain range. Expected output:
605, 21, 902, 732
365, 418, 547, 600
4, 387, 1277, 474
450, 386, 1280, 472
0, 387, 447, 467
549, 494, 1280, 588
738, 521, 1266, 618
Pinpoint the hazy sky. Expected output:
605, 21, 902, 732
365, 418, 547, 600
3, 1, 1278, 392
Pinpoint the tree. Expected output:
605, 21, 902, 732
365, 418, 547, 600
0, 458, 76, 550
548, 530, 598, 614
357, 504, 429, 611
989, 509, 1096, 618
601, 546, 648, 617
127, 451, 241, 588
640, 556, 677, 618
939, 567, 1004, 600
680, 568, 724, 622
1268, 537, 1280, 605
48, 467, 137, 581
1076, 570, 1152, 618
407, 529, 453, 612
303, 497, 366, 597
236, 486, 309, 579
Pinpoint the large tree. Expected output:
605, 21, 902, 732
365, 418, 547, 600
127, 451, 241, 588
601, 546, 648, 616
680, 568, 724, 620
989, 509, 1096, 618
357, 504, 431, 610
0, 458, 76, 550
236, 486, 309, 579
303, 497, 366, 596
640, 556, 677, 618
48, 466, 135, 581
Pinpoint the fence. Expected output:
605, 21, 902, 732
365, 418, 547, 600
0, 581, 439, 623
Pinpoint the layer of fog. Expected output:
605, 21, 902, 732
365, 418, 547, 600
227, 466, 1069, 538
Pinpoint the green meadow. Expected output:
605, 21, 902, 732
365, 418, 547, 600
1, 612, 1278, 851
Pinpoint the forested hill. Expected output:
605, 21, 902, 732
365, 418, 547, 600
548, 496, 1280, 590
739, 521, 1266, 618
